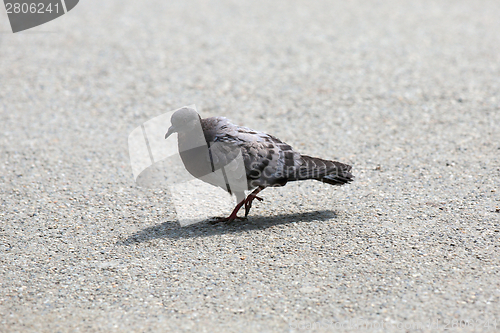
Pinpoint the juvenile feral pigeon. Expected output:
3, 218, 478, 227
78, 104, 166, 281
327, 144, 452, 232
165, 107, 354, 222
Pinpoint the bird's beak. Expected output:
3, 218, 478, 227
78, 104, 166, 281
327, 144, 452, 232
165, 125, 176, 139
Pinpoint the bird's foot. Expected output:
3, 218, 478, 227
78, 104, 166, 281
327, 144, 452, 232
244, 195, 264, 217
208, 192, 264, 225
209, 215, 246, 225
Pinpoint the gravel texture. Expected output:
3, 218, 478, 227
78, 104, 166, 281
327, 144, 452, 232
1, 0, 500, 332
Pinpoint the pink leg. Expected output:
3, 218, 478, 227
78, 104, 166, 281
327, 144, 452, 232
211, 187, 265, 223
212, 197, 247, 223
244, 187, 264, 217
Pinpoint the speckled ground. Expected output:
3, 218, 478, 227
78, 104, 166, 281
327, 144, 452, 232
1, 0, 499, 332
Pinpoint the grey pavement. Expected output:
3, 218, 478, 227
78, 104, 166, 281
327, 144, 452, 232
1, 0, 499, 332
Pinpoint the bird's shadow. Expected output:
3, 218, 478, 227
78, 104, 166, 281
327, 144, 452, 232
119, 210, 337, 245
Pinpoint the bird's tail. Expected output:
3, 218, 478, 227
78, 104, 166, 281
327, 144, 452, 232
289, 155, 354, 186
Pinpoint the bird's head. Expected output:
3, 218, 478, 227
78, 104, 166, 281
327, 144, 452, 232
165, 107, 201, 139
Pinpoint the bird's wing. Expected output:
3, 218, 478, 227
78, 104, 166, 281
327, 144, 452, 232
206, 119, 302, 188
201, 117, 353, 189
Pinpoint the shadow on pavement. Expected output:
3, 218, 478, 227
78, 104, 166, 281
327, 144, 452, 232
120, 210, 338, 244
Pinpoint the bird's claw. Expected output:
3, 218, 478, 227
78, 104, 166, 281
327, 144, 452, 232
244, 194, 264, 217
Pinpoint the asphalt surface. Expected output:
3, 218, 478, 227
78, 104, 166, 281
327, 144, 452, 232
1, 0, 500, 332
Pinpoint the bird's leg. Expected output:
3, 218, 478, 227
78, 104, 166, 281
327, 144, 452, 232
210, 187, 265, 224
211, 197, 247, 224
244, 187, 264, 217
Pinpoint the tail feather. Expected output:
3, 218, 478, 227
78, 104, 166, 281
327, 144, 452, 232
290, 155, 354, 186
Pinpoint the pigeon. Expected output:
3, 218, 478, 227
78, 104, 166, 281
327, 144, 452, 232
165, 107, 354, 222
